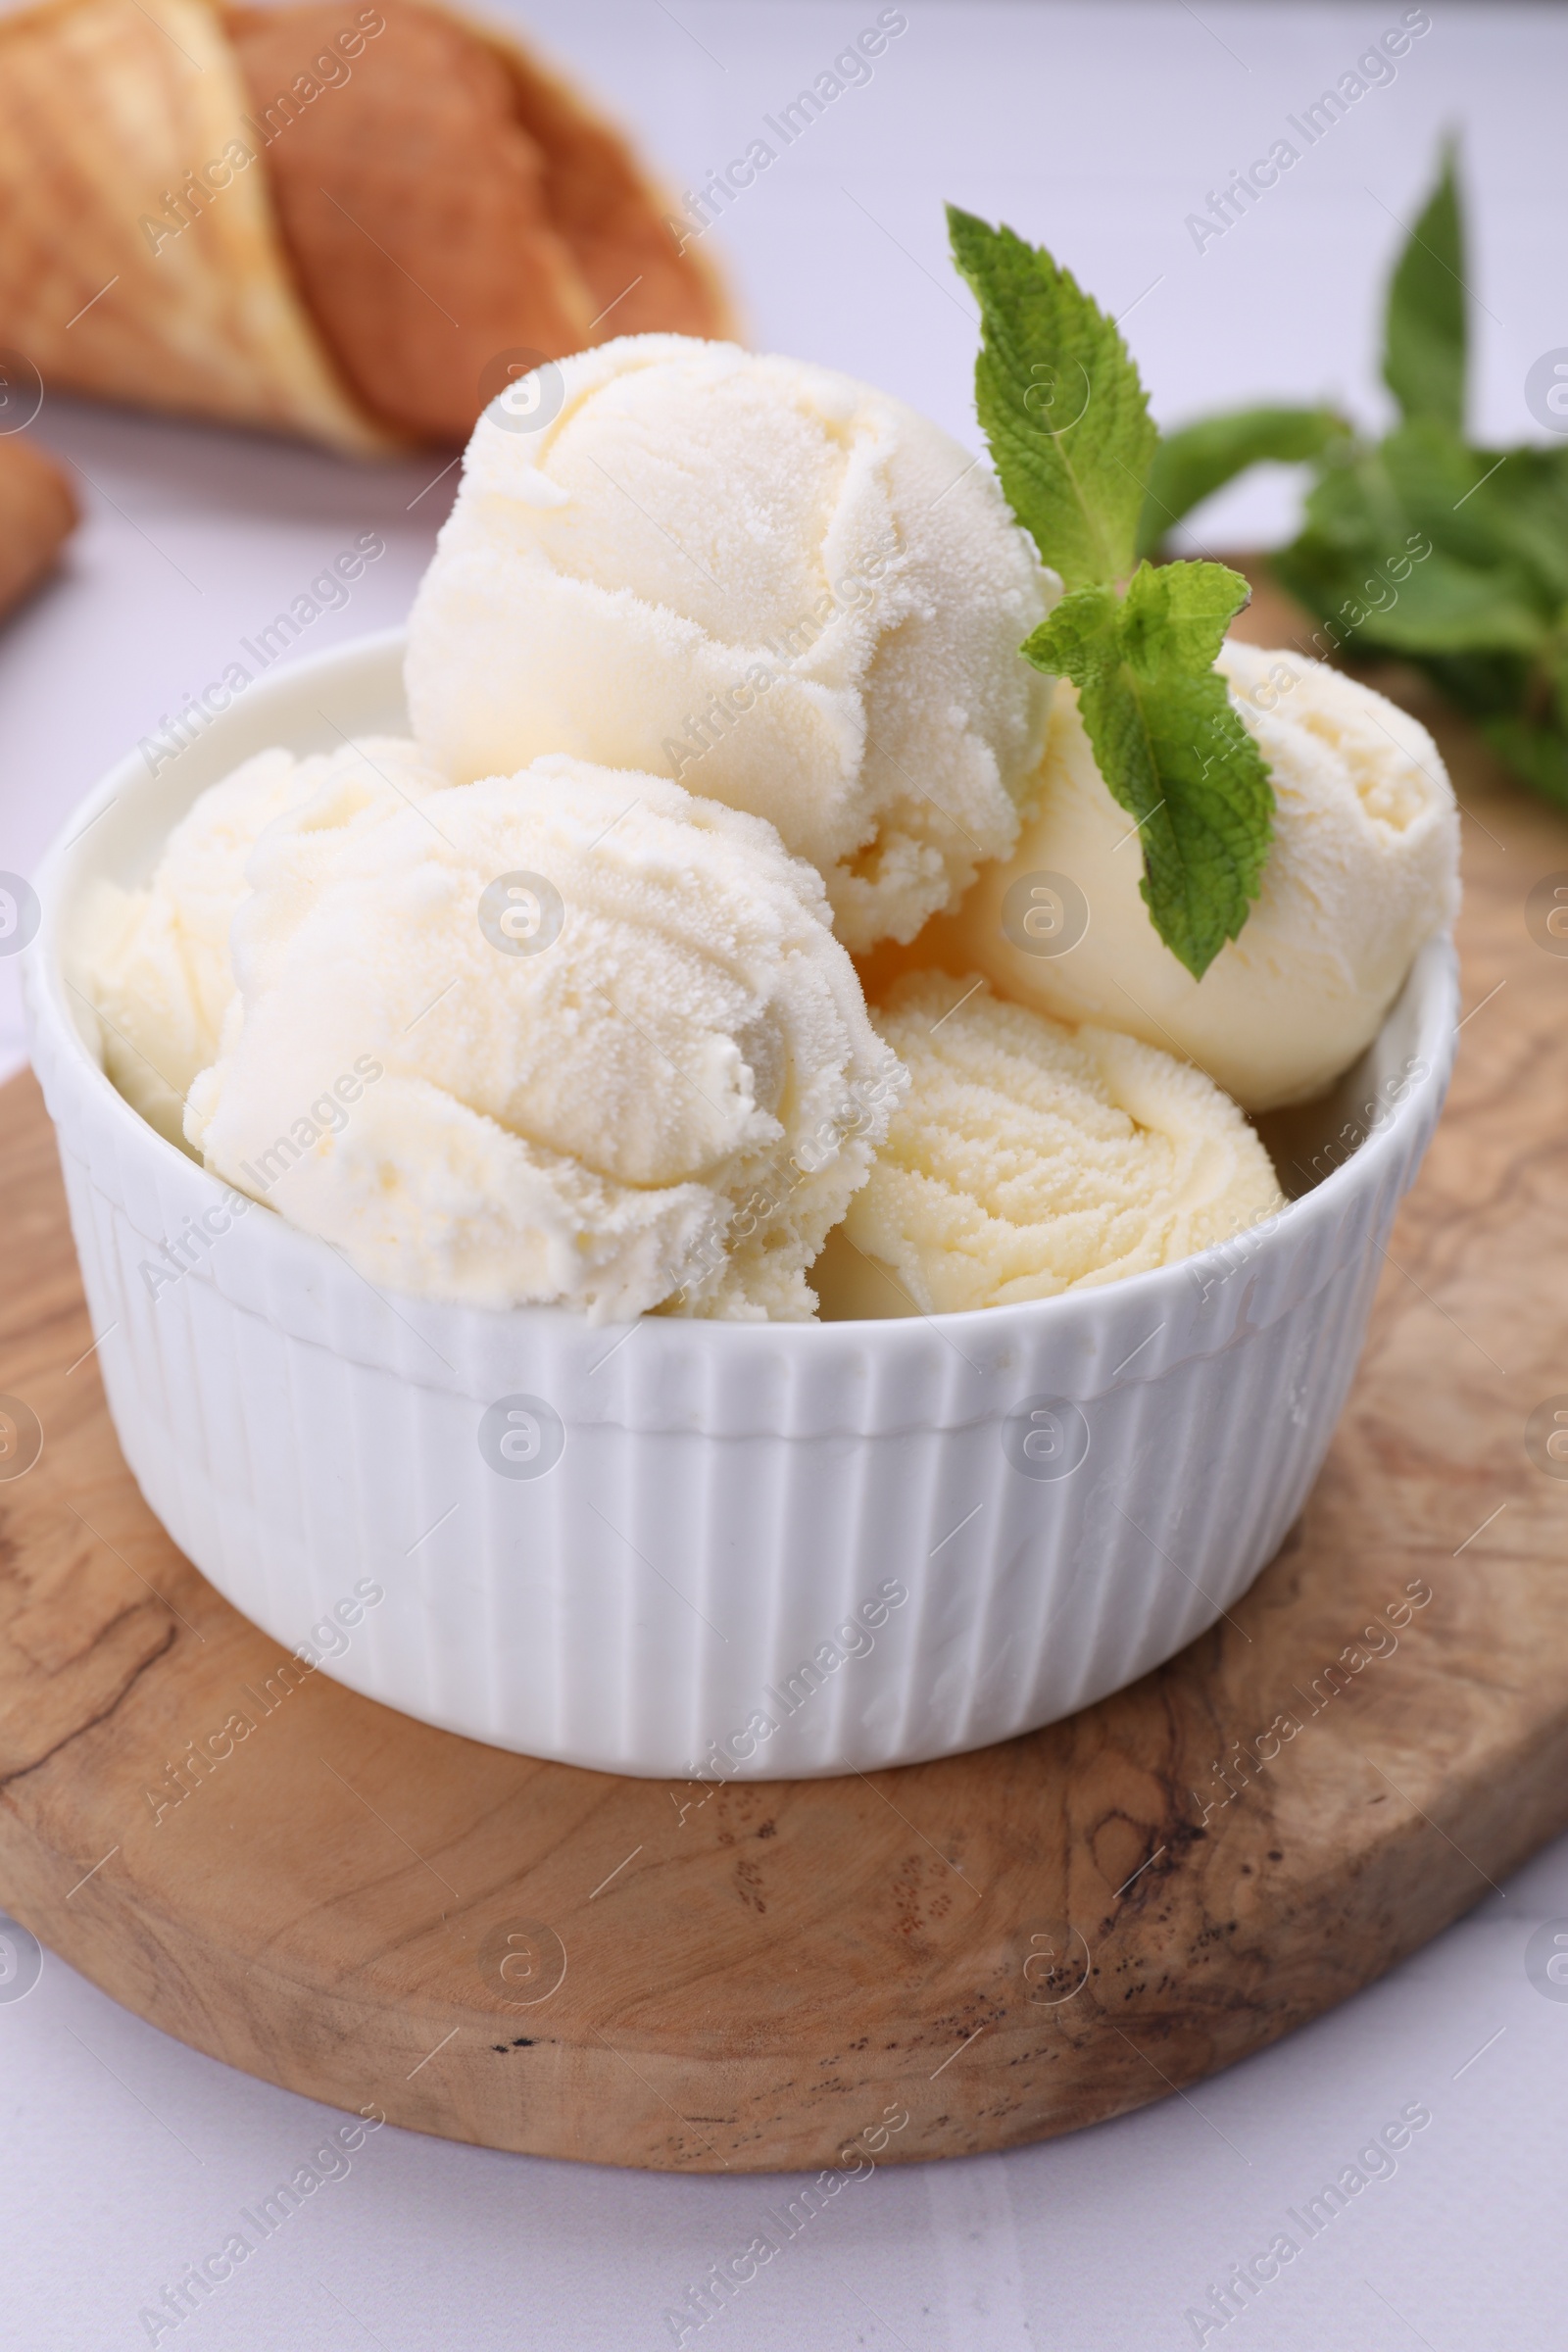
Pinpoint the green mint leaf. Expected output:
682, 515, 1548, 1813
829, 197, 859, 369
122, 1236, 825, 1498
1119, 554, 1259, 675
1383, 423, 1568, 606
1019, 579, 1121, 675
1025, 561, 1274, 979
1463, 448, 1568, 606
1382, 140, 1466, 431
1344, 553, 1546, 658
1292, 437, 1409, 562
948, 204, 1154, 589
1381, 420, 1525, 575
1380, 416, 1485, 525
1134, 405, 1349, 559
1274, 444, 1548, 662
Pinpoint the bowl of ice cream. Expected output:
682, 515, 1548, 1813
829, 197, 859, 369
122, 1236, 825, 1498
23, 330, 1460, 1779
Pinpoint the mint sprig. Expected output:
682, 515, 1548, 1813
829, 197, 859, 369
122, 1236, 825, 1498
1135, 143, 1568, 813
949, 205, 1274, 977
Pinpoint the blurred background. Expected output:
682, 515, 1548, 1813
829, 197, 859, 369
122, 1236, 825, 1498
3, 7, 1567, 2348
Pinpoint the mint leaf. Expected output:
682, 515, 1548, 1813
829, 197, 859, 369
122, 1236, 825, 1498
1341, 554, 1546, 659
1119, 555, 1260, 675
948, 205, 1154, 589
1381, 423, 1568, 610
1020, 578, 1120, 673
1135, 406, 1349, 559
1464, 448, 1568, 605
948, 211, 1273, 966
1285, 443, 1408, 578
1383, 142, 1466, 431
1024, 561, 1274, 979
1272, 433, 1550, 662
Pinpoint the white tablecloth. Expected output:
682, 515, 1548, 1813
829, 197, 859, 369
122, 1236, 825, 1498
3, 7, 1565, 2345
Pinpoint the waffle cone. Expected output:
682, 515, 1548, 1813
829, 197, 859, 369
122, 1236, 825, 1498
222, 0, 738, 442
475, 8, 738, 351
0, 0, 736, 452
0, 0, 394, 448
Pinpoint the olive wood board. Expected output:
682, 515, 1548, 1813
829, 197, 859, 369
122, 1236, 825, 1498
2, 590, 1566, 2173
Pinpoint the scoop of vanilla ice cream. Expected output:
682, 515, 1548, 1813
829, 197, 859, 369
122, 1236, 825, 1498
813, 972, 1283, 1318
184, 758, 906, 1322
80, 738, 446, 1147
405, 334, 1056, 953
936, 645, 1459, 1111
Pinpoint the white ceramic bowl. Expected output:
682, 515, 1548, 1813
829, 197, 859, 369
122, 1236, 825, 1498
24, 631, 1457, 1779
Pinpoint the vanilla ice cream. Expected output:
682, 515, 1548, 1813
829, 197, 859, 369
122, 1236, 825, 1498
406, 334, 1056, 952
813, 972, 1283, 1318
184, 757, 906, 1322
80, 737, 448, 1147
932, 645, 1459, 1111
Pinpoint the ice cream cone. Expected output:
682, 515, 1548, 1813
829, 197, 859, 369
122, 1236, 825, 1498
0, 0, 737, 451
224, 0, 738, 442
480, 9, 736, 352
0, 0, 395, 449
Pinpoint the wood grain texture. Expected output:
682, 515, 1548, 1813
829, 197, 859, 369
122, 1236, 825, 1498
2, 578, 1566, 2172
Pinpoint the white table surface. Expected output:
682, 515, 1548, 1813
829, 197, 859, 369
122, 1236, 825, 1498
3, 5, 1566, 2346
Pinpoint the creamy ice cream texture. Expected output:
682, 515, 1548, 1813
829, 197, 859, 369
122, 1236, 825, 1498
405, 334, 1056, 952
815, 972, 1285, 1318
80, 736, 446, 1148
81, 343, 1452, 1331
184, 756, 905, 1322
928, 644, 1459, 1111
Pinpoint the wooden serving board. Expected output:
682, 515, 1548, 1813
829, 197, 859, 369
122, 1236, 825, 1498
3, 599, 1567, 2173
